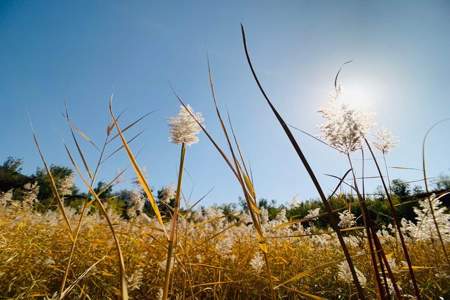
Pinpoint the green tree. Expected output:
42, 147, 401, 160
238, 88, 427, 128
391, 179, 411, 198
94, 181, 113, 198
35, 165, 74, 205
435, 174, 450, 190
0, 157, 32, 192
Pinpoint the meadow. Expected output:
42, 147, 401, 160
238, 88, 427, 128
0, 26, 449, 299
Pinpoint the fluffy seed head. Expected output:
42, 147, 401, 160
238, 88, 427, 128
249, 253, 265, 273
305, 207, 320, 221
169, 105, 204, 145
58, 174, 74, 196
159, 185, 176, 204
318, 96, 374, 153
338, 210, 356, 228
373, 128, 396, 154
337, 261, 367, 287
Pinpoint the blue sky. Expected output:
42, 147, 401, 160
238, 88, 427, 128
1, 1, 450, 206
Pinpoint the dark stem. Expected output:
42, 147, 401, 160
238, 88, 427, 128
364, 137, 421, 299
347, 153, 384, 298
241, 24, 365, 299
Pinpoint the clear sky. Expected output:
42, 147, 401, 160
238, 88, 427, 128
1, 1, 450, 206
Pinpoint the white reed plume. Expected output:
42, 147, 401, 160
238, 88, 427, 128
22, 182, 39, 209
337, 261, 367, 287
159, 185, 176, 204
169, 105, 204, 145
126, 190, 145, 219
305, 207, 320, 221
58, 173, 74, 196
0, 189, 13, 207
373, 128, 396, 154
338, 210, 356, 228
249, 252, 265, 273
402, 194, 450, 242
318, 96, 374, 153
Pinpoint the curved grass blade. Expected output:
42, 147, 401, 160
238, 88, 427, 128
108, 100, 166, 234
32, 132, 74, 239
64, 144, 128, 300
241, 24, 365, 299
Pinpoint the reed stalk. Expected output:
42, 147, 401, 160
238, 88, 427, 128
241, 24, 365, 299
162, 143, 186, 300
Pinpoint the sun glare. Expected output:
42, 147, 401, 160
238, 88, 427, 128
339, 79, 379, 111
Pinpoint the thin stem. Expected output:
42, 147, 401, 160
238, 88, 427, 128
382, 152, 399, 251
371, 227, 402, 299
65, 145, 128, 300
32, 133, 73, 239
382, 153, 392, 194
59, 200, 91, 299
163, 143, 186, 300
347, 153, 384, 298
241, 24, 365, 299
364, 137, 421, 299
60, 135, 109, 297
422, 129, 449, 264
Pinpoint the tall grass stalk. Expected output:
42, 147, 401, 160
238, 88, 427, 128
364, 137, 421, 299
58, 106, 143, 297
162, 143, 186, 300
371, 227, 402, 299
347, 153, 385, 298
64, 144, 129, 300
109, 100, 167, 233
206, 61, 276, 298
32, 132, 73, 239
240, 24, 365, 299
58, 107, 108, 296
59, 137, 107, 297
172, 74, 277, 298
421, 119, 450, 264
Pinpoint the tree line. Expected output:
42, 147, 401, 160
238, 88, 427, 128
1, 156, 449, 227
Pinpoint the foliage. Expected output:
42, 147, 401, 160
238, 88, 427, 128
0, 157, 31, 192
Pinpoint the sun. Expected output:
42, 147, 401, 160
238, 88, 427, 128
338, 78, 379, 111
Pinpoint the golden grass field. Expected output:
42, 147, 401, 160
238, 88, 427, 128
1, 203, 449, 299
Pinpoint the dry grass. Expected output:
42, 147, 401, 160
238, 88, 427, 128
1, 205, 449, 299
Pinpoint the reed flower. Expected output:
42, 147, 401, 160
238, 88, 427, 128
288, 195, 301, 209
260, 207, 269, 224
126, 190, 145, 219
169, 105, 204, 145
318, 98, 373, 153
338, 210, 356, 228
402, 194, 450, 242
373, 128, 396, 154
275, 208, 287, 222
337, 261, 367, 287
0, 189, 13, 207
58, 173, 74, 196
159, 185, 176, 204
22, 183, 39, 209
305, 207, 320, 221
249, 253, 265, 273
128, 268, 144, 291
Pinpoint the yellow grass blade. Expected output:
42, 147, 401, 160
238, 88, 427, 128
59, 256, 107, 299
340, 226, 365, 232
401, 266, 434, 271
32, 132, 74, 240
108, 100, 166, 234
275, 261, 335, 288
64, 144, 128, 300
